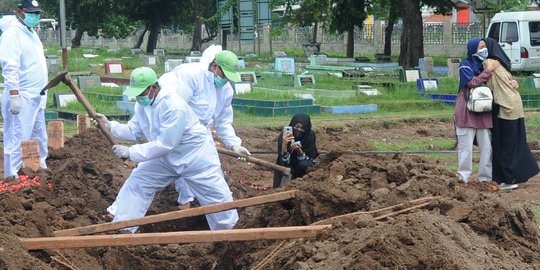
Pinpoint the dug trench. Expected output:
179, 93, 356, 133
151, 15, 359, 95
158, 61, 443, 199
0, 117, 539, 269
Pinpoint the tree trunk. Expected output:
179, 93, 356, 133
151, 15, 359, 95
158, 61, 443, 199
222, 29, 228, 50
71, 28, 84, 48
384, 8, 397, 56
191, 0, 202, 51
346, 26, 354, 58
312, 22, 318, 43
146, 23, 161, 53
399, 0, 424, 68
134, 27, 148, 49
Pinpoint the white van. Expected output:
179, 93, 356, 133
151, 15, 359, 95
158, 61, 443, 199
486, 11, 540, 73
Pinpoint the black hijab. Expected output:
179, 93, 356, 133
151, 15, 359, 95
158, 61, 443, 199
277, 113, 319, 159
484, 37, 512, 72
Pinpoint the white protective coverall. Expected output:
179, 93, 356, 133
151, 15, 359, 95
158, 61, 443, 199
107, 88, 238, 233
158, 45, 242, 205
0, 18, 48, 178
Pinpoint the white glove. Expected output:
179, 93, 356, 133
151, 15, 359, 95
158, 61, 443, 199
232, 145, 251, 156
9, 95, 21, 115
112, 145, 130, 159
91, 113, 111, 130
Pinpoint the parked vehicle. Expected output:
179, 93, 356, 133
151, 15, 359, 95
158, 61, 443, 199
486, 11, 540, 73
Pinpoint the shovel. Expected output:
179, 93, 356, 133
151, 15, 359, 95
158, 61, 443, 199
41, 72, 116, 146
216, 147, 292, 187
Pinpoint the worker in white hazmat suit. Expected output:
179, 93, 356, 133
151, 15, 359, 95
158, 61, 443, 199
158, 46, 250, 209
0, 0, 48, 179
93, 67, 238, 233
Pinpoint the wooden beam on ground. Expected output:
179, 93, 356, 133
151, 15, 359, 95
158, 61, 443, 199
23, 225, 331, 250
54, 190, 298, 237
21, 140, 40, 171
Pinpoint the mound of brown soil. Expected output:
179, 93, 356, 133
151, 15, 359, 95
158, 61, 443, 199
0, 126, 538, 269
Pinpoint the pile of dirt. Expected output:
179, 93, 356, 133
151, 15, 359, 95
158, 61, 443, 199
0, 125, 538, 269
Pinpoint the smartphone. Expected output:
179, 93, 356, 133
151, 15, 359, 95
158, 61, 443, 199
283, 126, 293, 137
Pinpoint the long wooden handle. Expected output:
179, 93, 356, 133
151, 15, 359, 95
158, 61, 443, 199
217, 147, 290, 175
63, 73, 116, 145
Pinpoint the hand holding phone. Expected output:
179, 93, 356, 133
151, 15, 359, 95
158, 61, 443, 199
283, 126, 293, 137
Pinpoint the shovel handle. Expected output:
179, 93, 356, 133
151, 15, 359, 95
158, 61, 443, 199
217, 147, 290, 175
64, 74, 116, 146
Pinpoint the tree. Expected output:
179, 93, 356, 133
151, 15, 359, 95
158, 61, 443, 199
328, 0, 368, 58
0, 0, 18, 15
371, 0, 399, 56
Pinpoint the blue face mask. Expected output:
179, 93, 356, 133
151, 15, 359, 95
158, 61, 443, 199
475, 48, 488, 61
136, 87, 155, 106
23, 12, 40, 28
213, 75, 228, 88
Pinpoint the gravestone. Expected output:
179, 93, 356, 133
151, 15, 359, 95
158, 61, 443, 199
77, 114, 90, 135
419, 57, 434, 74
275, 58, 295, 74
45, 55, 59, 76
185, 56, 201, 63
54, 93, 77, 107
164, 59, 183, 72
294, 74, 315, 87
238, 72, 257, 84
309, 55, 328, 66
190, 51, 202, 57
143, 56, 159, 66
237, 58, 246, 68
47, 121, 64, 149
77, 75, 102, 90
21, 140, 40, 172
528, 74, 540, 89
417, 78, 439, 92
447, 58, 460, 78
399, 69, 420, 82
233, 83, 252, 94
105, 62, 124, 74
153, 48, 165, 56
131, 48, 143, 55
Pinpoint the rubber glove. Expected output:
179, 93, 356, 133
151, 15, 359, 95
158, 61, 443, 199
91, 113, 111, 130
232, 145, 251, 156
9, 95, 21, 115
112, 145, 130, 159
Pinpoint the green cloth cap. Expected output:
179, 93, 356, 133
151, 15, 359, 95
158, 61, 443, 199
214, 50, 241, 83
124, 67, 157, 97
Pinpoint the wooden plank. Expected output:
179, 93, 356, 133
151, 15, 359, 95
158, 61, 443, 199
54, 190, 298, 237
76, 114, 89, 135
24, 225, 331, 250
21, 140, 40, 171
47, 121, 64, 149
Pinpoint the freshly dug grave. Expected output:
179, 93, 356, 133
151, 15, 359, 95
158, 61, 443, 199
0, 124, 538, 269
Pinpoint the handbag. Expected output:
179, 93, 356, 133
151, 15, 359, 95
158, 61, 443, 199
466, 85, 493, 112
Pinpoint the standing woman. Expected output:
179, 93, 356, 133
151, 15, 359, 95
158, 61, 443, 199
454, 38, 500, 184
484, 38, 539, 189
273, 114, 319, 188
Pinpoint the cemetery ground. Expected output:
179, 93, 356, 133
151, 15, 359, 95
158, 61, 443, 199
0, 47, 539, 268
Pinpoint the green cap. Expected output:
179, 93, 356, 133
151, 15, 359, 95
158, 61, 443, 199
214, 50, 241, 83
124, 67, 157, 97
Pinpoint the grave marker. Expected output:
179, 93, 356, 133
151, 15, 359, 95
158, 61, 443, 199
54, 93, 77, 107
294, 74, 315, 88
77, 114, 90, 135
233, 83, 252, 94
239, 72, 257, 84
447, 58, 460, 78
45, 55, 59, 76
190, 51, 202, 56
105, 62, 124, 74
419, 57, 434, 74
417, 78, 439, 92
237, 58, 246, 68
131, 48, 142, 55
275, 58, 295, 74
143, 56, 159, 66
164, 59, 183, 72
47, 121, 64, 149
399, 69, 420, 82
272, 51, 287, 58
309, 55, 328, 66
528, 74, 540, 89
185, 56, 201, 63
21, 140, 40, 172
356, 85, 382, 96
153, 48, 165, 56
77, 76, 102, 90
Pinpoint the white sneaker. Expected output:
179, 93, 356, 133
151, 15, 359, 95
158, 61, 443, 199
498, 183, 519, 190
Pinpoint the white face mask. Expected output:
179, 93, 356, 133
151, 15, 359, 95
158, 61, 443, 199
475, 48, 488, 61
